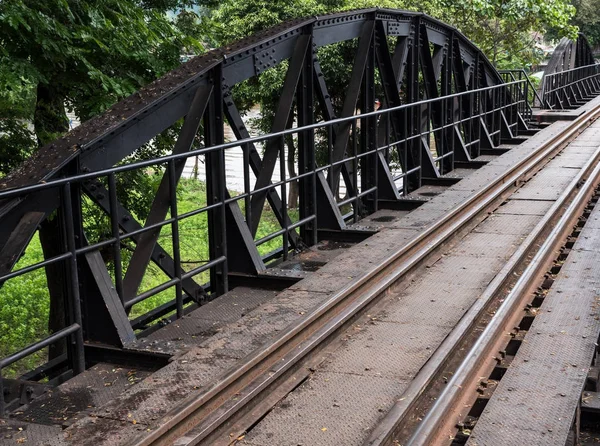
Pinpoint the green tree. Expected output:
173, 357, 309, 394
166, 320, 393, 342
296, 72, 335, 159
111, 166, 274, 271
436, 0, 577, 67
0, 0, 203, 173
568, 0, 600, 47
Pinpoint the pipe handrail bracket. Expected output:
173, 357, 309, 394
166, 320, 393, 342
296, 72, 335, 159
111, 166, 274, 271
0, 8, 596, 411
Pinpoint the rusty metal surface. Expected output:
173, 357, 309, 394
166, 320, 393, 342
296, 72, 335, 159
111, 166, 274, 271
63, 289, 328, 434
346, 209, 411, 231
320, 321, 451, 380
554, 152, 599, 168
64, 415, 149, 446
297, 240, 359, 263
182, 287, 280, 324
467, 334, 597, 445
390, 190, 474, 229
441, 168, 475, 179
379, 257, 500, 328
315, 228, 420, 273
0, 418, 67, 445
86, 352, 239, 427
450, 232, 520, 259
582, 210, 600, 229
473, 154, 500, 162
128, 287, 280, 354
290, 229, 419, 293
511, 175, 574, 201
509, 140, 592, 202
467, 204, 600, 446
405, 185, 449, 201
53, 110, 594, 444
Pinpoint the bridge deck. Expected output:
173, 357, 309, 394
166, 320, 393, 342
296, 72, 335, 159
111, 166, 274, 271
238, 121, 600, 446
466, 174, 600, 445
2, 109, 600, 445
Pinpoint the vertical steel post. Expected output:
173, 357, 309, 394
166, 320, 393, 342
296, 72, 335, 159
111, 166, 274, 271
168, 160, 183, 318
279, 135, 289, 260
108, 174, 124, 304
297, 28, 317, 246
205, 66, 228, 296
360, 17, 377, 214
62, 183, 85, 375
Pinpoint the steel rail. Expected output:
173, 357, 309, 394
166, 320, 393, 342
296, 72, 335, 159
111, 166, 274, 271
406, 137, 600, 446
126, 106, 600, 446
366, 118, 600, 446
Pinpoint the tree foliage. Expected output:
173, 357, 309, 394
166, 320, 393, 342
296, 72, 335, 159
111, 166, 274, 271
568, 0, 600, 47
0, 0, 203, 175
437, 0, 577, 67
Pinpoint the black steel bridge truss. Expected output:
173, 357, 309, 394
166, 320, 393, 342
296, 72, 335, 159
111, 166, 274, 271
0, 8, 595, 414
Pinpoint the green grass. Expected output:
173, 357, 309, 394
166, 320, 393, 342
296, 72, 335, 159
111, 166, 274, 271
0, 177, 298, 377
128, 179, 296, 318
0, 235, 50, 377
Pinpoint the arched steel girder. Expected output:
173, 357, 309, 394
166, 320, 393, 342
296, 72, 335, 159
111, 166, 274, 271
544, 33, 595, 76
0, 9, 527, 353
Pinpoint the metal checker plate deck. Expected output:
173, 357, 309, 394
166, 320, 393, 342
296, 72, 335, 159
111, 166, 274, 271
510, 175, 575, 201
495, 199, 553, 216
466, 333, 598, 446
450, 232, 521, 259
320, 321, 452, 380
242, 372, 407, 446
467, 199, 600, 446
553, 152, 596, 168
85, 351, 239, 426
473, 213, 540, 236
160, 287, 279, 326
126, 287, 279, 354
405, 185, 448, 201
380, 255, 501, 328
441, 167, 475, 179
347, 209, 411, 230
10, 363, 152, 427
62, 415, 149, 446
79, 289, 329, 427
244, 183, 554, 444
57, 121, 578, 444
0, 419, 66, 445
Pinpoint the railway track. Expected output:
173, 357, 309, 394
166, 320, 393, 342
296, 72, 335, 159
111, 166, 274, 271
373, 142, 600, 446
118, 102, 600, 446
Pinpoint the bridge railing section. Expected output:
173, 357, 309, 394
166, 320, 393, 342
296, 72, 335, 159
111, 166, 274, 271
0, 80, 530, 407
541, 63, 600, 109
499, 70, 544, 116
